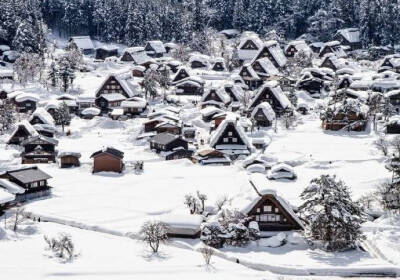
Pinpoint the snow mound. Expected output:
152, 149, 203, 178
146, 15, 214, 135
259, 233, 286, 247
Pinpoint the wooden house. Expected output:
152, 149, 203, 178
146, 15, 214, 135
156, 122, 181, 135
0, 166, 52, 202
386, 90, 400, 112
144, 115, 179, 132
21, 135, 58, 164
322, 99, 368, 131
7, 121, 38, 145
132, 66, 146, 77
209, 118, 253, 156
379, 55, 400, 73
212, 112, 227, 129
284, 40, 311, 57
120, 97, 147, 116
241, 174, 304, 232
238, 35, 263, 63
58, 152, 81, 168
162, 148, 194, 161
210, 58, 227, 72
95, 94, 126, 113
33, 124, 56, 138
166, 60, 182, 73
120, 47, 145, 62
90, 147, 124, 173
150, 133, 188, 152
76, 96, 95, 111
191, 148, 231, 165
175, 77, 204, 95
320, 54, 348, 72
248, 81, 292, 115
0, 69, 13, 81
239, 64, 263, 90
201, 87, 230, 108
224, 83, 243, 105
319, 41, 347, 58
251, 57, 280, 80
251, 102, 276, 127
189, 54, 209, 69
95, 46, 118, 60
160, 214, 202, 238
14, 93, 38, 113
29, 107, 55, 127
338, 75, 353, 89
145, 41, 166, 58
172, 67, 190, 84
333, 28, 361, 51
201, 106, 223, 123
68, 36, 95, 55
386, 117, 400, 134
164, 42, 179, 54
252, 41, 287, 69
309, 42, 324, 53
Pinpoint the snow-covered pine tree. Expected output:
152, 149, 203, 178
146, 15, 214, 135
54, 102, 71, 132
57, 56, 75, 92
0, 99, 16, 133
299, 175, 365, 251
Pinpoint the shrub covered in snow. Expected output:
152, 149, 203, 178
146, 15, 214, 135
44, 233, 77, 261
378, 180, 400, 214
299, 175, 365, 251
200, 222, 227, 248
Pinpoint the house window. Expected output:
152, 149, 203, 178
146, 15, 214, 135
228, 132, 233, 136
31, 182, 38, 188
223, 138, 228, 143
256, 208, 260, 213
263, 205, 272, 212
232, 138, 237, 143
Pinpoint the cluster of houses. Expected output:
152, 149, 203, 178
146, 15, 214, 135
5, 27, 400, 238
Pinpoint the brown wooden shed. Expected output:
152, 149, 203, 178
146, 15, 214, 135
58, 152, 81, 168
90, 147, 124, 173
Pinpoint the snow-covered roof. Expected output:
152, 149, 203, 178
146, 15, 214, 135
95, 72, 138, 98
240, 64, 260, 80
81, 107, 101, 116
121, 98, 147, 108
251, 102, 276, 122
57, 151, 81, 158
285, 40, 310, 53
209, 117, 253, 151
270, 163, 294, 174
15, 93, 39, 103
250, 81, 292, 109
146, 40, 166, 54
189, 54, 210, 66
237, 174, 304, 229
159, 214, 203, 230
252, 57, 279, 76
100, 93, 126, 102
263, 41, 287, 68
29, 107, 55, 126
0, 178, 25, 194
0, 188, 15, 204
70, 36, 94, 50
0, 68, 13, 78
335, 28, 360, 44
7, 120, 38, 143
110, 108, 124, 116
238, 35, 264, 61
201, 87, 231, 104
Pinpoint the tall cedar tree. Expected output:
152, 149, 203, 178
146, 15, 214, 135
299, 175, 365, 251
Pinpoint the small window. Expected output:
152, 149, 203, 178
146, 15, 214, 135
256, 208, 260, 213
223, 138, 228, 143
228, 132, 233, 136
232, 138, 237, 143
263, 205, 272, 212
255, 215, 260, 221
275, 208, 279, 213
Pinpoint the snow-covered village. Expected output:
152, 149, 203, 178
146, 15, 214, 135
0, 0, 400, 279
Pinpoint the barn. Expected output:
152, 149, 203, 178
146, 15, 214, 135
91, 147, 125, 173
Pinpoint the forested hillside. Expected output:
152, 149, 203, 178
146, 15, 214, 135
1, 0, 400, 52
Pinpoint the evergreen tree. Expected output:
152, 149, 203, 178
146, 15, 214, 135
0, 99, 16, 133
54, 101, 71, 132
299, 175, 365, 251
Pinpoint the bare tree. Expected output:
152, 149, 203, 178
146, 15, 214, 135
140, 220, 169, 253
199, 245, 214, 265
375, 136, 389, 156
12, 206, 25, 232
